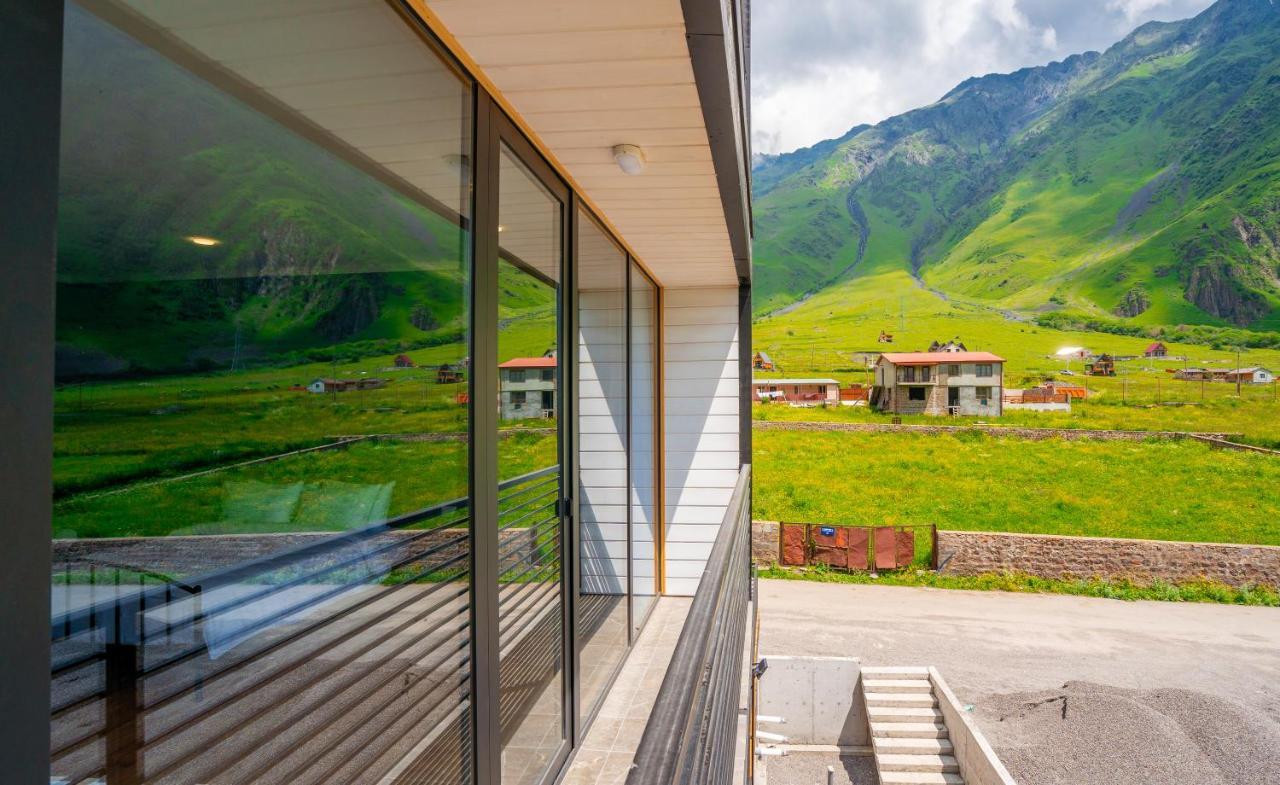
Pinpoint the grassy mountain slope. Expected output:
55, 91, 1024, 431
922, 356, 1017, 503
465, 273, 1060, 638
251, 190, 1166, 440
56, 5, 484, 378
752, 0, 1280, 330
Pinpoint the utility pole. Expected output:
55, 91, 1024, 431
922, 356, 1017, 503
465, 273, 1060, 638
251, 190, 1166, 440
1236, 346, 1242, 397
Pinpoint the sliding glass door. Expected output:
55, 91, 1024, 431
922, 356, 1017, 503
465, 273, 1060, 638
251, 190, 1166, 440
575, 211, 630, 717
493, 142, 568, 785
629, 265, 660, 631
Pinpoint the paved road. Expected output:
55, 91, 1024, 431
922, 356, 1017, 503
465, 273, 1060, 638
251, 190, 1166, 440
757, 580, 1280, 785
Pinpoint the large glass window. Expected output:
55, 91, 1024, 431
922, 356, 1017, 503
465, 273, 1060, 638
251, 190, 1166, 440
50, 2, 474, 783
576, 210, 630, 716
629, 265, 660, 630
496, 145, 565, 785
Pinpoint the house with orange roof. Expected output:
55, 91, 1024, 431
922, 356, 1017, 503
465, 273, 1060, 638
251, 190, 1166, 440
498, 355, 557, 420
872, 351, 1006, 416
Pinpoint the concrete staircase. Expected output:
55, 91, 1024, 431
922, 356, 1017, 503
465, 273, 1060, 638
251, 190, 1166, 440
862, 667, 963, 785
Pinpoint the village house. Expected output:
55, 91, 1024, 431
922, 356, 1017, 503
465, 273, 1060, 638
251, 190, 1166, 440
1144, 342, 1168, 358
1222, 367, 1274, 384
1175, 367, 1274, 384
306, 377, 387, 394
751, 378, 839, 405
927, 338, 968, 353
436, 363, 464, 384
1173, 367, 1213, 381
752, 351, 775, 371
872, 351, 1005, 416
498, 356, 557, 419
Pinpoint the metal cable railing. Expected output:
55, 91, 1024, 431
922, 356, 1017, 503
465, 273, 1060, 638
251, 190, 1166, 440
49, 464, 558, 785
627, 464, 752, 785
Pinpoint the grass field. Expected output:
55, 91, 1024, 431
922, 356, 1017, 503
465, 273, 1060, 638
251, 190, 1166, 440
759, 565, 1280, 606
752, 429, 1280, 546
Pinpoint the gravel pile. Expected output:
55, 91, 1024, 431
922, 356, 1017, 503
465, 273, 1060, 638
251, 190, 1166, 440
976, 680, 1280, 785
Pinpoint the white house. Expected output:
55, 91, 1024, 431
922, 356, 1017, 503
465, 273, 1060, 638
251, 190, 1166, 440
498, 356, 557, 419
1223, 367, 1274, 384
873, 351, 1005, 416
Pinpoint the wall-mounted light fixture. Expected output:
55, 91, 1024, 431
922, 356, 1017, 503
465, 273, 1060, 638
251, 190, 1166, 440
612, 144, 645, 175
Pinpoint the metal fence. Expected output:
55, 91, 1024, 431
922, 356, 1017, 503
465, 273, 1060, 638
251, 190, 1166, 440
778, 522, 936, 572
628, 464, 752, 785
50, 465, 558, 785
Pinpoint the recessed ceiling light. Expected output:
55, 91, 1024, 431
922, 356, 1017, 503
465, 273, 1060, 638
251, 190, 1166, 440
187, 236, 221, 246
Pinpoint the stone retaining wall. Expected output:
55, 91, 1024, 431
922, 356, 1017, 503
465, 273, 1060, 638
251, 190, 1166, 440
752, 520, 780, 565
752, 520, 1279, 587
753, 420, 1237, 442
936, 529, 1280, 588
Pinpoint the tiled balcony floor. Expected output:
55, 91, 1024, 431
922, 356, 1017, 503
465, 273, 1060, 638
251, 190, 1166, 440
560, 596, 692, 785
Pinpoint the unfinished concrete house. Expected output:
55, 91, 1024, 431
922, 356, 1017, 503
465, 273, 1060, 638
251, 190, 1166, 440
873, 352, 1005, 416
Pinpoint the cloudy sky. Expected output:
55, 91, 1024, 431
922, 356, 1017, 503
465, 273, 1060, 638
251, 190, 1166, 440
751, 0, 1216, 155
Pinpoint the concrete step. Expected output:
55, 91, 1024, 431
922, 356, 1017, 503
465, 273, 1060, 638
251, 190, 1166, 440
870, 722, 949, 738
865, 692, 939, 708
877, 773, 965, 785
873, 737, 954, 755
878, 754, 960, 773
868, 706, 945, 723
862, 666, 930, 679
864, 678, 935, 694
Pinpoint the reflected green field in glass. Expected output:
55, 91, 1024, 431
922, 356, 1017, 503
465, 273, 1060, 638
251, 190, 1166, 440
56, 433, 556, 539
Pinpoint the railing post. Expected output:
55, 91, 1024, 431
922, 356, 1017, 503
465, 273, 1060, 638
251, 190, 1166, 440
105, 596, 142, 785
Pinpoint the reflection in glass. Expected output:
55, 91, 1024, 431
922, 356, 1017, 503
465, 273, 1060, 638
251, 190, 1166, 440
576, 211, 630, 716
496, 146, 565, 785
50, 2, 474, 783
629, 266, 660, 629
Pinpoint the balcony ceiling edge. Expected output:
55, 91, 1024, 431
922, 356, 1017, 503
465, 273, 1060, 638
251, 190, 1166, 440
415, 0, 750, 289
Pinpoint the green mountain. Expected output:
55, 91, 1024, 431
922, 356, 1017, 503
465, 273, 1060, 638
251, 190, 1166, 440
752, 0, 1280, 332
56, 5, 482, 379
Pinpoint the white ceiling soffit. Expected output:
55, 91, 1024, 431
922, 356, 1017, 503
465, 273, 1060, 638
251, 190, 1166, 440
424, 0, 739, 288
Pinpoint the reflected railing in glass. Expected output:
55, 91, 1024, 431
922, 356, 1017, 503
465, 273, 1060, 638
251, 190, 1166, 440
50, 465, 557, 785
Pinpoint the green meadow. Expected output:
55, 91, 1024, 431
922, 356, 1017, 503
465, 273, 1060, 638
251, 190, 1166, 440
753, 429, 1280, 546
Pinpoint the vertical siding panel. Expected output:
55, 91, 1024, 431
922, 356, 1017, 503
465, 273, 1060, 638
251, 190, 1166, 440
662, 286, 741, 596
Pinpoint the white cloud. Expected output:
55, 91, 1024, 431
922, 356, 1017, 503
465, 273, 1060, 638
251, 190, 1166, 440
751, 0, 1215, 155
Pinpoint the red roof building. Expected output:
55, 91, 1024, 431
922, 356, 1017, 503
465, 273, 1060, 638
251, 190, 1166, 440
878, 351, 1005, 365
498, 357, 558, 369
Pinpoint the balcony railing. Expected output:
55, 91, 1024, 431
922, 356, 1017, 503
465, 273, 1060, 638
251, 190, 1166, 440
628, 464, 752, 785
50, 465, 559, 785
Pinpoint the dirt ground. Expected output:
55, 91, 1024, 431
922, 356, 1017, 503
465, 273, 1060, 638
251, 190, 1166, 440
756, 579, 1280, 785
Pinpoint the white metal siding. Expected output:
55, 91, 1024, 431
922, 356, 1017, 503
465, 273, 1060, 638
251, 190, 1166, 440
662, 286, 740, 596
578, 290, 627, 595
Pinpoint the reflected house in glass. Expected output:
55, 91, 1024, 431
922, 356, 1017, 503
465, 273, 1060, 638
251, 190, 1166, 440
4, 0, 753, 784
499, 356, 557, 419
